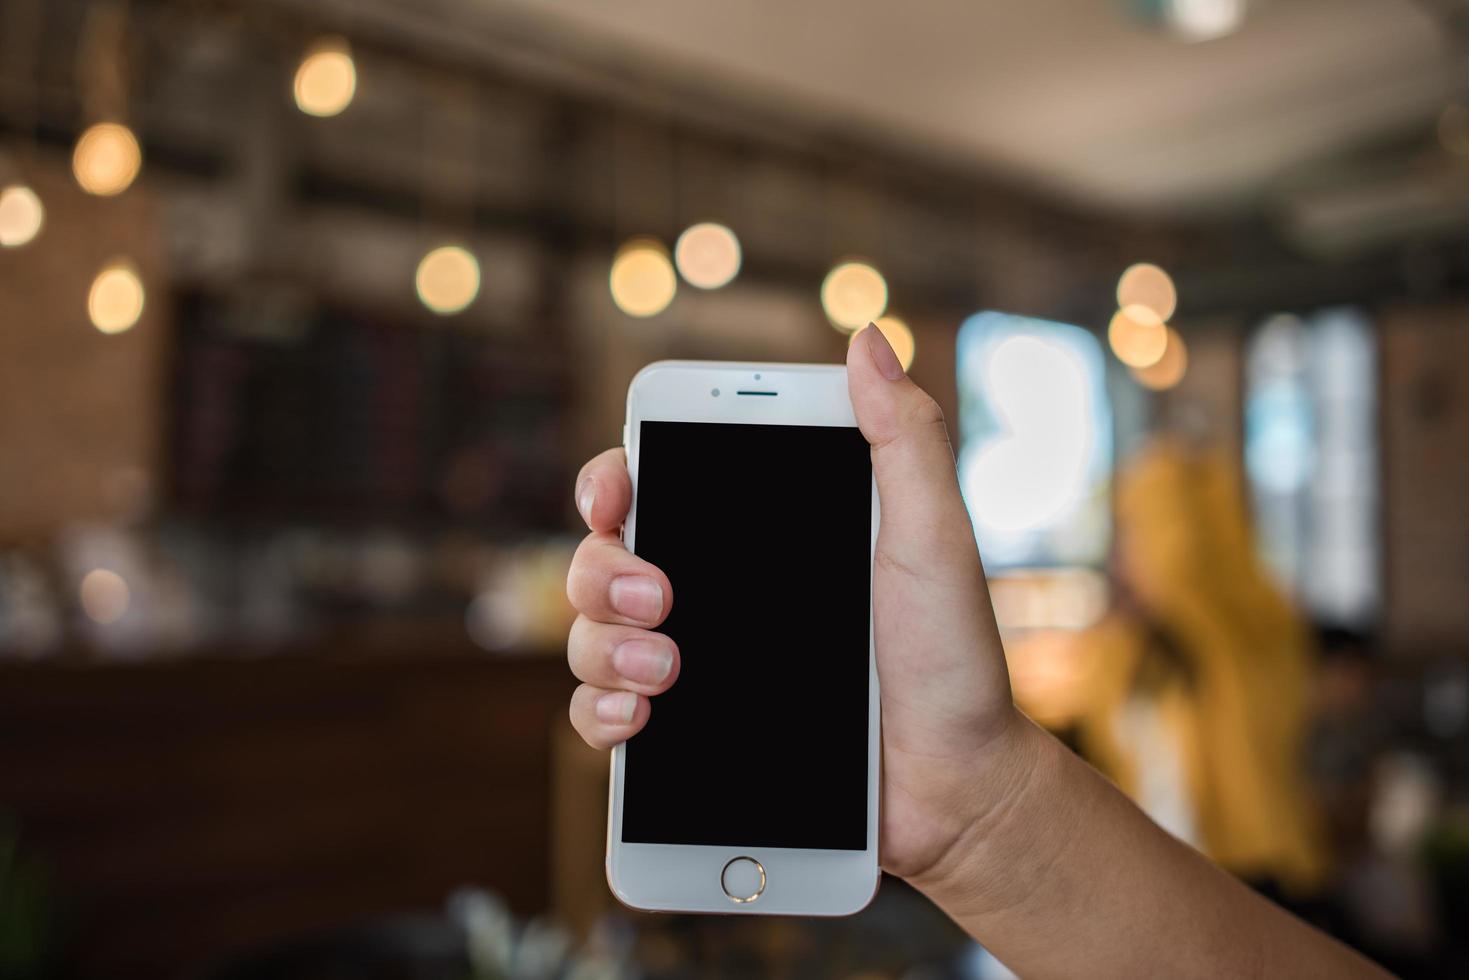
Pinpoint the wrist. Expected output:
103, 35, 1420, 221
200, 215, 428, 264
903, 711, 1068, 917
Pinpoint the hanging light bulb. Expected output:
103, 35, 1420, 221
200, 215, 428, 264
610, 238, 677, 317
674, 222, 741, 289
1131, 327, 1189, 390
415, 245, 480, 314
294, 37, 357, 117
1116, 262, 1177, 322
1108, 304, 1168, 368
88, 261, 145, 334
849, 315, 916, 370
0, 184, 44, 247
73, 122, 142, 196
821, 260, 887, 332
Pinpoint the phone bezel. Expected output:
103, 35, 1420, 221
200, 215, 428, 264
605, 360, 882, 916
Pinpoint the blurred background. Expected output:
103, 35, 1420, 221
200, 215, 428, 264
2, 0, 1468, 977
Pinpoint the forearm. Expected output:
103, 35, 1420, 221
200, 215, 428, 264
908, 715, 1389, 979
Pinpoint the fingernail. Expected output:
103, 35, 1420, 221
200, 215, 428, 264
865, 322, 905, 381
596, 690, 638, 725
610, 575, 664, 622
577, 478, 596, 524
612, 639, 673, 684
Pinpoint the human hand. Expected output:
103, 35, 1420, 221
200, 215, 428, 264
565, 325, 1027, 885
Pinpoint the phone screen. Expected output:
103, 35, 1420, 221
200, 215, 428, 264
622, 420, 872, 851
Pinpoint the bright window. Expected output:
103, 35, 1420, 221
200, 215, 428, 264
956, 312, 1113, 570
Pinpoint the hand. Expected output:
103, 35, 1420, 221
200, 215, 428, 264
565, 328, 1392, 978
565, 325, 1027, 884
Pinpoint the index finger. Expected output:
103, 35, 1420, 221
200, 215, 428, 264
574, 447, 632, 533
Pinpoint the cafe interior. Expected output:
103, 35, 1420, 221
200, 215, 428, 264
2, 0, 1468, 977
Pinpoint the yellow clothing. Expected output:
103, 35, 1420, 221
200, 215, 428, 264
1074, 442, 1326, 892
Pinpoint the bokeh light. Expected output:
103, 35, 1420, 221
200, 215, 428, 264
294, 37, 357, 117
674, 222, 741, 289
1108, 304, 1168, 368
415, 245, 481, 314
0, 184, 44, 247
1131, 326, 1189, 390
1439, 103, 1469, 157
610, 237, 677, 317
821, 260, 888, 331
88, 262, 145, 334
849, 314, 916, 370
80, 569, 130, 625
1116, 262, 1177, 321
1164, 0, 1245, 42
72, 122, 143, 196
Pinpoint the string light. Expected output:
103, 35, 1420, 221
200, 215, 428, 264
1116, 263, 1177, 321
80, 569, 130, 624
294, 37, 357, 117
821, 260, 887, 332
1108, 304, 1167, 368
73, 122, 142, 196
610, 238, 676, 317
1131, 327, 1189, 390
88, 261, 145, 334
674, 222, 741, 289
415, 245, 480, 314
849, 314, 916, 370
0, 184, 44, 247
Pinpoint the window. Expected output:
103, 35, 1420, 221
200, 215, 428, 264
1244, 308, 1379, 626
956, 312, 1113, 570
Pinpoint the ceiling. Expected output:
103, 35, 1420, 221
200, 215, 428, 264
479, 0, 1464, 214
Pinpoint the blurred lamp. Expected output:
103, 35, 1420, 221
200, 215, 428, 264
80, 569, 130, 624
1131, 326, 1188, 390
1116, 262, 1177, 321
821, 260, 887, 332
1108, 304, 1167, 368
72, 122, 142, 196
416, 245, 480, 314
0, 184, 44, 247
88, 261, 145, 334
610, 238, 677, 317
674, 222, 741, 289
294, 37, 357, 117
849, 314, 916, 370
1158, 0, 1245, 42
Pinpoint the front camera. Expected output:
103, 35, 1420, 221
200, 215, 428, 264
711, 387, 721, 397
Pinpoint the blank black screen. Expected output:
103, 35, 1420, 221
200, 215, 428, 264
622, 421, 871, 850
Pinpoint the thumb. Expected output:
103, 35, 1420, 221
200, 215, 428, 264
846, 324, 982, 582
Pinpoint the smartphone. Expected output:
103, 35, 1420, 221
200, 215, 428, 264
606, 360, 881, 916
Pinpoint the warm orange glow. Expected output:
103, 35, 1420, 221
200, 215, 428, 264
849, 314, 915, 370
294, 37, 357, 117
674, 222, 741, 289
1131, 326, 1189, 390
1108, 304, 1168, 368
610, 238, 677, 317
88, 262, 145, 334
1116, 263, 1177, 322
821, 261, 887, 331
0, 184, 44, 247
72, 122, 142, 196
415, 245, 480, 314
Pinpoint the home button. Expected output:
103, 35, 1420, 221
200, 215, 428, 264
720, 856, 765, 904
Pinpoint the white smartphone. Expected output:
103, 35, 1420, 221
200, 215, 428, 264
606, 360, 881, 916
